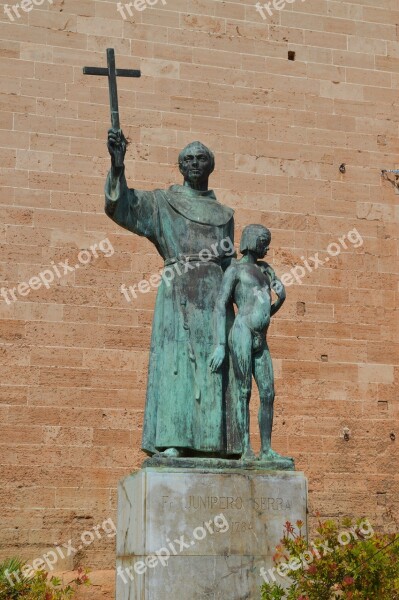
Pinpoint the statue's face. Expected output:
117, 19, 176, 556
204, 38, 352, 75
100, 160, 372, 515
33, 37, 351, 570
255, 235, 270, 258
179, 146, 212, 185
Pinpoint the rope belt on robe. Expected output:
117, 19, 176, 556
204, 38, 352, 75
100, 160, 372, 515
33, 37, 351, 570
164, 254, 221, 267
163, 254, 222, 402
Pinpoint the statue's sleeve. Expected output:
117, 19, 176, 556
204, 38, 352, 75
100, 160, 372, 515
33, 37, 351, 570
221, 216, 236, 271
104, 169, 158, 241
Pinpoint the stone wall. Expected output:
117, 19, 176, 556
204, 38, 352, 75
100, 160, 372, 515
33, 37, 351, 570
0, 0, 398, 596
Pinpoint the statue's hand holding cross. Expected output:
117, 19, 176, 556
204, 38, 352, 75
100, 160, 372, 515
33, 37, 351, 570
83, 48, 141, 176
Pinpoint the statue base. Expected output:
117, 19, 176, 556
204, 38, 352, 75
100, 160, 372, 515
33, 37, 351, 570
143, 453, 295, 471
115, 467, 307, 599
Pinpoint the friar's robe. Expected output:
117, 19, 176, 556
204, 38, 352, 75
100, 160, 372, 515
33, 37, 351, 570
105, 170, 234, 455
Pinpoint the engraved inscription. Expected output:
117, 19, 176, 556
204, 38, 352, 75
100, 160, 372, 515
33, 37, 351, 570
253, 497, 292, 511
162, 495, 174, 508
160, 495, 292, 512
185, 496, 243, 510
231, 521, 253, 532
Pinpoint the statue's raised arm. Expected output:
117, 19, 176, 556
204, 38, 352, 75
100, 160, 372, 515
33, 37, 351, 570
104, 129, 158, 240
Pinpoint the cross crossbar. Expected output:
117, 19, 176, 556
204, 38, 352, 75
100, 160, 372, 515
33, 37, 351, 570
83, 66, 141, 78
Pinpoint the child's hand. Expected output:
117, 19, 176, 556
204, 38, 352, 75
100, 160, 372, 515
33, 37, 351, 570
271, 279, 284, 296
209, 344, 225, 372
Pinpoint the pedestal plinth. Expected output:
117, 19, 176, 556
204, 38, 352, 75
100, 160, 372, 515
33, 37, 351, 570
116, 467, 307, 600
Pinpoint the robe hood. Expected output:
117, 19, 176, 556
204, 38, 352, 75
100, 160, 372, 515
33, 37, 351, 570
163, 184, 234, 226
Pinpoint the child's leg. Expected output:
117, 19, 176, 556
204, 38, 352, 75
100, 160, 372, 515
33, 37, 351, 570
229, 318, 254, 458
253, 343, 275, 455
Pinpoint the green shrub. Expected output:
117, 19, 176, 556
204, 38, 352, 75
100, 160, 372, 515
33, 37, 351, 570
0, 558, 89, 600
260, 517, 399, 600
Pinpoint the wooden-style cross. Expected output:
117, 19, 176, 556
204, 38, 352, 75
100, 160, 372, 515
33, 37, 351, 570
83, 48, 141, 166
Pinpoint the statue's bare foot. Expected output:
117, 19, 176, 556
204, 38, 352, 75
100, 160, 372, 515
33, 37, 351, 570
159, 448, 183, 458
240, 448, 256, 461
258, 448, 287, 461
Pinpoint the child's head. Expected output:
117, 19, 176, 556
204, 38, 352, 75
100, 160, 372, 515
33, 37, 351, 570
240, 224, 271, 258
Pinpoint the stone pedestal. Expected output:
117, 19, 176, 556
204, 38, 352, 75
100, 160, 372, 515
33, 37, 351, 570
116, 467, 307, 600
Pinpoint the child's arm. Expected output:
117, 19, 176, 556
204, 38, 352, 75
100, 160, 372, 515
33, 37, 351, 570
262, 263, 286, 316
209, 265, 238, 372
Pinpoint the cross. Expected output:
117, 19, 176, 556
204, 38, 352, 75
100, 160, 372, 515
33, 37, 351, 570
83, 48, 141, 166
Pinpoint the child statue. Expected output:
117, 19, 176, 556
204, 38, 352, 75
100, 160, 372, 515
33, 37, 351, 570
210, 224, 292, 466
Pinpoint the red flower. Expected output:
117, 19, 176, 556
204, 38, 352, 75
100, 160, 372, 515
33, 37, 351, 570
284, 521, 295, 534
307, 565, 317, 575
343, 576, 354, 586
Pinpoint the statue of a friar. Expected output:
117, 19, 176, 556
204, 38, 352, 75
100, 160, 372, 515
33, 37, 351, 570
105, 129, 235, 458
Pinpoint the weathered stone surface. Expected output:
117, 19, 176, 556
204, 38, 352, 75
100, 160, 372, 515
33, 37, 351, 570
143, 454, 295, 471
116, 468, 307, 599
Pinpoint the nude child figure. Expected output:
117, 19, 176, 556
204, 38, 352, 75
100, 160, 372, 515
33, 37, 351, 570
210, 224, 287, 461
